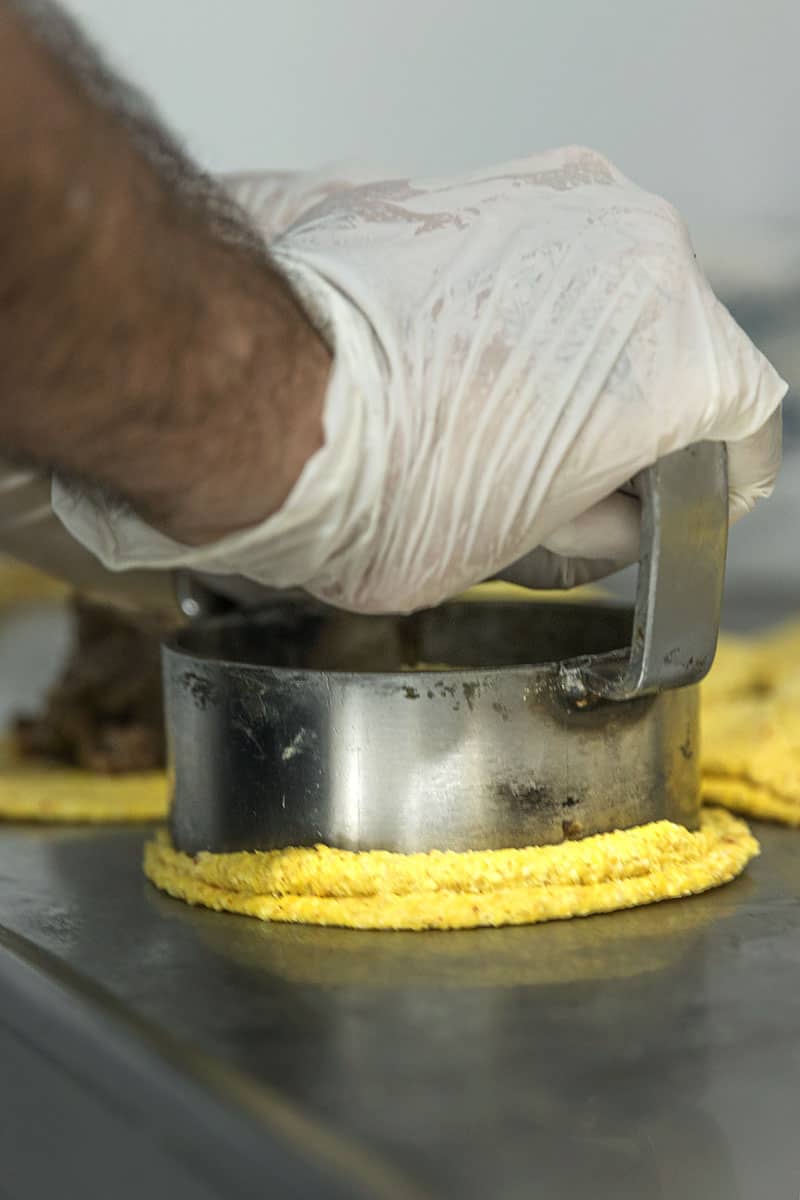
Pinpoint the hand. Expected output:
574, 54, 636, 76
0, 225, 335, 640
54, 148, 786, 613
222, 164, 402, 243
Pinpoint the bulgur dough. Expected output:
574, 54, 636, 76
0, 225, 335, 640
143, 808, 757, 931
0, 739, 168, 822
701, 622, 800, 826
0, 558, 69, 608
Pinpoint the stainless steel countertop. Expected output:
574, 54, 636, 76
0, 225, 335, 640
0, 812, 797, 1199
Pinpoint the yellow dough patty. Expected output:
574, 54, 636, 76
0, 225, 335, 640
701, 775, 800, 827
0, 740, 168, 822
0, 559, 70, 609
143, 808, 757, 931
701, 622, 800, 826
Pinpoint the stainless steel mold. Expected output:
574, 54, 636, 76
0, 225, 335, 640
165, 443, 727, 854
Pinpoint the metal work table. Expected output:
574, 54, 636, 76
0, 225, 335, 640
0, 591, 798, 1199
0, 808, 797, 1199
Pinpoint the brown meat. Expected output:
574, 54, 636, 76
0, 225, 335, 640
14, 596, 173, 772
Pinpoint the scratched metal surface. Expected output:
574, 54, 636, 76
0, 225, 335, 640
0, 816, 797, 1200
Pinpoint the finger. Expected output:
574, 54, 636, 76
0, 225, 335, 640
726, 405, 782, 525
540, 491, 641, 566
532, 400, 782, 564
651, 264, 785, 481
494, 546, 624, 591
224, 165, 404, 242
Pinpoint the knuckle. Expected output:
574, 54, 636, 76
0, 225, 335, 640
553, 144, 619, 175
626, 198, 698, 300
518, 144, 624, 188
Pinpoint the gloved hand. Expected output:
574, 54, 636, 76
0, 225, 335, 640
53, 147, 786, 613
0, 463, 178, 609
221, 163, 403, 242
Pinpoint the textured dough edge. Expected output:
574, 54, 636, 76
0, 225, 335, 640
143, 808, 758, 931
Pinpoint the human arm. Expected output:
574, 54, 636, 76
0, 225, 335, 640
0, 0, 328, 546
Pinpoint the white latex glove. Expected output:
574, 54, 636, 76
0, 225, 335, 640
53, 147, 787, 613
0, 464, 179, 610
221, 163, 403, 242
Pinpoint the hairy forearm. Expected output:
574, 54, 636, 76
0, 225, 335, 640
0, 0, 327, 544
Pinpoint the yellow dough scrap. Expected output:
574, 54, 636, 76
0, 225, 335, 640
457, 580, 604, 604
700, 619, 800, 826
0, 740, 168, 822
705, 621, 800, 703
0, 559, 70, 608
144, 808, 757, 931
701, 775, 800, 827
701, 636, 766, 705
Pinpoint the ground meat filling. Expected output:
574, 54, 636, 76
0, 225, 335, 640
15, 597, 170, 773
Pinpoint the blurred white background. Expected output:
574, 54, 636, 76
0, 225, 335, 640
60, 0, 797, 230
57, 0, 800, 598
